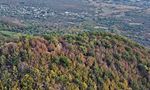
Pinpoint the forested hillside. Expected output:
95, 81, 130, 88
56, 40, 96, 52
0, 31, 150, 90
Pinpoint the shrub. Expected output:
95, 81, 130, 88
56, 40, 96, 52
135, 52, 141, 62
57, 75, 68, 84
21, 74, 34, 90
20, 50, 28, 62
59, 56, 70, 68
76, 56, 83, 64
52, 57, 60, 64
43, 34, 58, 44
81, 82, 88, 90
113, 53, 121, 61
0, 80, 3, 90
97, 77, 104, 85
66, 83, 79, 90
101, 39, 112, 48
130, 80, 140, 90
137, 64, 148, 76
53, 56, 70, 68
125, 47, 132, 53
86, 49, 95, 57
73, 78, 81, 85
79, 46, 87, 55
122, 51, 131, 61
103, 71, 114, 80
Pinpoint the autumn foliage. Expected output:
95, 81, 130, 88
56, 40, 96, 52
0, 31, 150, 90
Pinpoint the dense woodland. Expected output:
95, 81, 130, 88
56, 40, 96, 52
0, 31, 150, 90
0, 0, 150, 90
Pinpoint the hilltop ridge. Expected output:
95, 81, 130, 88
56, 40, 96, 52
0, 31, 150, 90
